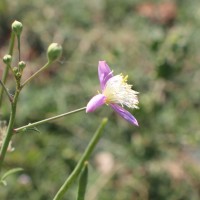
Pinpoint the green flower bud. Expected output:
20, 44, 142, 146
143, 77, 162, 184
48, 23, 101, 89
18, 61, 26, 71
47, 43, 62, 63
12, 20, 23, 36
15, 72, 21, 80
13, 67, 18, 74
3, 54, 12, 65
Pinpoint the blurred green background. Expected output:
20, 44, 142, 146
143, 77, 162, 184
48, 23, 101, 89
0, 0, 200, 199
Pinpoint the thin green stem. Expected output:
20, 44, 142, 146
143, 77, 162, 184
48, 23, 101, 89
21, 61, 52, 88
8, 32, 15, 56
14, 107, 86, 133
0, 89, 20, 172
0, 80, 13, 102
17, 35, 21, 61
0, 32, 15, 107
53, 118, 108, 200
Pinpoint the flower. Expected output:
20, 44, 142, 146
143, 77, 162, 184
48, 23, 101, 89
86, 61, 139, 126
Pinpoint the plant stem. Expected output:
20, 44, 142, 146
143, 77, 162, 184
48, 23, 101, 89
8, 32, 15, 56
0, 29, 18, 172
0, 32, 15, 107
21, 61, 52, 88
17, 35, 21, 61
0, 89, 20, 172
0, 80, 13, 102
53, 118, 108, 200
14, 107, 86, 133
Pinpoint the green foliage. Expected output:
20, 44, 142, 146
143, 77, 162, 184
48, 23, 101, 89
77, 163, 88, 200
0, 168, 23, 186
1, 0, 200, 199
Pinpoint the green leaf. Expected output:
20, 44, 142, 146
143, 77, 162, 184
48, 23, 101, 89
76, 162, 88, 200
0, 180, 7, 186
27, 127, 41, 133
20, 127, 41, 134
1, 168, 24, 181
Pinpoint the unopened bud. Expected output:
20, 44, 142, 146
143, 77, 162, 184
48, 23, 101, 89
12, 20, 23, 36
47, 43, 62, 62
3, 55, 12, 65
15, 72, 21, 80
13, 67, 18, 74
18, 61, 26, 71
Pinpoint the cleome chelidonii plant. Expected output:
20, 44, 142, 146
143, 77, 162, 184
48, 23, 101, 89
0, 21, 139, 200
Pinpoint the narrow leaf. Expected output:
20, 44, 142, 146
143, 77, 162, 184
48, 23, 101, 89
28, 127, 41, 133
0, 180, 7, 186
1, 168, 23, 181
76, 162, 88, 200
19, 127, 41, 134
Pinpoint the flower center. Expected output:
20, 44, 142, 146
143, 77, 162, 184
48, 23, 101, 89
103, 74, 139, 109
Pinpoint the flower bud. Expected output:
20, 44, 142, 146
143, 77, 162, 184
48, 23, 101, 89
18, 61, 26, 71
3, 55, 12, 65
15, 72, 22, 80
13, 67, 18, 74
12, 20, 23, 36
47, 43, 62, 63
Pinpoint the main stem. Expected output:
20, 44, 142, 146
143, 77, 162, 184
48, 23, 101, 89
0, 89, 20, 172
53, 118, 108, 200
14, 107, 86, 133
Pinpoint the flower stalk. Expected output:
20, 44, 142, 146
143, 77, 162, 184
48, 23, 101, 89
0, 80, 13, 103
21, 61, 51, 88
11, 20, 23, 61
21, 42, 62, 88
14, 107, 86, 133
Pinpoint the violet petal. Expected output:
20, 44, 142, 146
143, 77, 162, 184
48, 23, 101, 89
110, 104, 139, 126
86, 94, 106, 113
98, 61, 113, 90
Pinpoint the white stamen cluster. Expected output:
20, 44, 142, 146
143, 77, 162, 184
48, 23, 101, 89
103, 74, 139, 109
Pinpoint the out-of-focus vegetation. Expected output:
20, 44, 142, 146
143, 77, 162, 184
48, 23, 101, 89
0, 0, 200, 199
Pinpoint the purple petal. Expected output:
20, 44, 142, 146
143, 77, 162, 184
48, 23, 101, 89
98, 61, 113, 90
110, 104, 139, 126
86, 94, 106, 113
